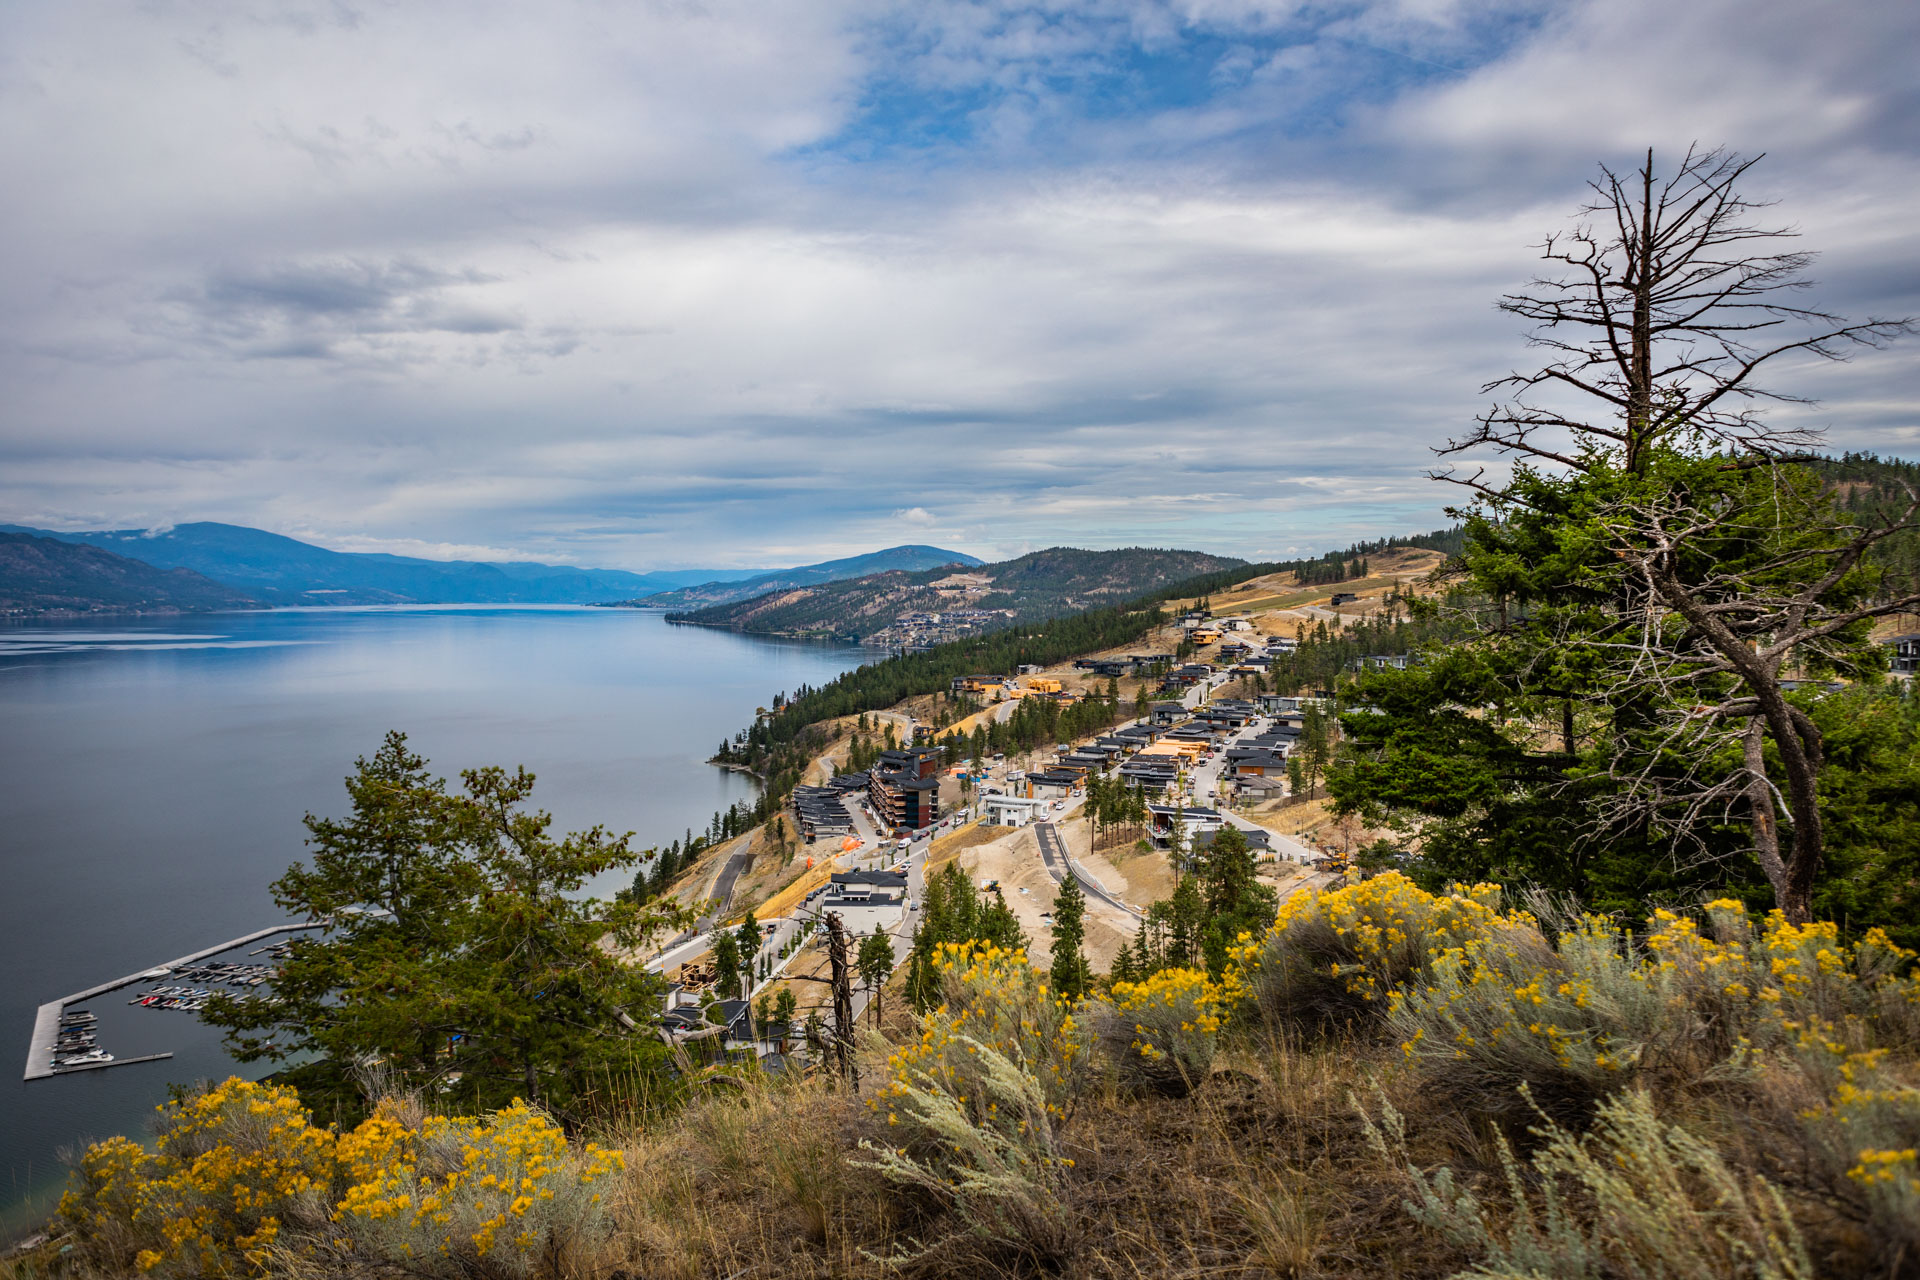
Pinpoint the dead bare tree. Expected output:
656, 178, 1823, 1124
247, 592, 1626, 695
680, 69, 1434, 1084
1434, 146, 1914, 922
781, 908, 861, 1091
824, 912, 859, 1093
1438, 146, 1907, 488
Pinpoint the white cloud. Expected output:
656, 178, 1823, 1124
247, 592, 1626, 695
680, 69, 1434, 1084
1, 0, 1914, 569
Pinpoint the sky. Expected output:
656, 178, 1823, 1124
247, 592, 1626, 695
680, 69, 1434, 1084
3, 0, 1917, 571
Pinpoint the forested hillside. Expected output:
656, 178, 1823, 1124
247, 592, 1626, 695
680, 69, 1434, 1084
0, 533, 263, 615
1818, 452, 1920, 594
626, 545, 983, 610
669, 546, 1243, 638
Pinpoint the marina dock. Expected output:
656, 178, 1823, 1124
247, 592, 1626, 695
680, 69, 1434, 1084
22, 922, 322, 1082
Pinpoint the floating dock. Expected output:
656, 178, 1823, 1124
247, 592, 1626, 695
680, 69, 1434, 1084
23, 922, 323, 1082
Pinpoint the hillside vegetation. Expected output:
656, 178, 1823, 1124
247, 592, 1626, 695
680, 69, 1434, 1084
25, 881, 1920, 1279
629, 544, 984, 611
670, 546, 1245, 639
0, 533, 263, 615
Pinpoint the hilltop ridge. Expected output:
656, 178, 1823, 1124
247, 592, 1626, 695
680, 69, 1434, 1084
0, 533, 263, 616
669, 546, 1245, 641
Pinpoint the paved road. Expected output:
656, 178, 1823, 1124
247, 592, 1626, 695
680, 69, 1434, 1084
1034, 819, 1142, 919
1183, 712, 1320, 864
705, 849, 752, 921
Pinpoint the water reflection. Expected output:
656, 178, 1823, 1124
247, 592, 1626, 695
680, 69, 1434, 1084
0, 607, 872, 1237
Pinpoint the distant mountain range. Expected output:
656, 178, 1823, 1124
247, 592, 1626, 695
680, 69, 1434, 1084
625, 545, 987, 611
0, 520, 983, 612
0, 532, 264, 616
669, 546, 1244, 640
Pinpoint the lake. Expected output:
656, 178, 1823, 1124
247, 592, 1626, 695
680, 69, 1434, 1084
0, 606, 873, 1238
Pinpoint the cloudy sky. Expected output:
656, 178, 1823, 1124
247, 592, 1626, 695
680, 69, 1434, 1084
3, 1, 1916, 570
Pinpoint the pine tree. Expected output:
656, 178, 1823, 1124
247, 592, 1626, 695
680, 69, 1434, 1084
1165, 875, 1205, 970
734, 910, 761, 995
856, 931, 896, 1026
1047, 874, 1090, 999
710, 926, 743, 1000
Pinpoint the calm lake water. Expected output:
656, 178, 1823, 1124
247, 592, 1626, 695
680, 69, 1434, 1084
0, 606, 872, 1238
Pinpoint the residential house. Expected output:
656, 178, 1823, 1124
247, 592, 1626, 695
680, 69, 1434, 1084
1225, 749, 1290, 777
1887, 633, 1920, 675
809, 868, 910, 937
1145, 803, 1225, 848
983, 794, 1047, 827
1023, 770, 1083, 799
790, 785, 854, 839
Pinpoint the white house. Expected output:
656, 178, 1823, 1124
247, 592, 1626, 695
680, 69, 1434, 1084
982, 794, 1047, 827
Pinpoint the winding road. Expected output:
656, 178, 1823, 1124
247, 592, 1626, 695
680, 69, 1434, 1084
1034, 819, 1141, 919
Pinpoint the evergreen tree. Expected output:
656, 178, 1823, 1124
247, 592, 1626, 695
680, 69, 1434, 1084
1047, 874, 1091, 999
203, 736, 692, 1113
1163, 875, 1205, 969
1195, 825, 1275, 977
856, 931, 896, 1026
709, 926, 743, 1000
734, 910, 762, 994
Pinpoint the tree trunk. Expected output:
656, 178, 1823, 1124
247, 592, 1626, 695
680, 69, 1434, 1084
825, 913, 859, 1093
1627, 153, 1656, 473
1651, 566, 1825, 922
1742, 717, 1788, 901
1754, 686, 1824, 924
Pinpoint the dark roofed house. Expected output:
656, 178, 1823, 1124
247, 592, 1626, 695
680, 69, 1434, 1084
1233, 775, 1287, 801
1194, 825, 1271, 853
1888, 633, 1920, 675
1025, 770, 1083, 798
831, 868, 910, 891
1228, 751, 1290, 777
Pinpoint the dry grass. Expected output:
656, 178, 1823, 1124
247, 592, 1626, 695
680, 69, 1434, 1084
11, 1024, 1903, 1280
18, 885, 1919, 1280
928, 821, 1014, 868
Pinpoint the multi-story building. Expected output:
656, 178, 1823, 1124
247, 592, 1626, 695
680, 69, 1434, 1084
868, 746, 942, 832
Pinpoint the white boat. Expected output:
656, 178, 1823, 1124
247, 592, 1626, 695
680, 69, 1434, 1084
56, 1050, 114, 1066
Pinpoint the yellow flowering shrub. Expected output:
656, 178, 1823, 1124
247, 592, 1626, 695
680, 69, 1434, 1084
1229, 872, 1526, 1033
1388, 899, 1920, 1127
1100, 968, 1230, 1097
1790, 1033, 1920, 1257
58, 1077, 335, 1277
860, 941, 1084, 1262
329, 1098, 624, 1277
55, 1079, 623, 1279
878, 940, 1087, 1123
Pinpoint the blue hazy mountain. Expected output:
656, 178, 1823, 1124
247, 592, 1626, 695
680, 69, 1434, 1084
0, 531, 264, 615
628, 545, 987, 610
0, 522, 978, 607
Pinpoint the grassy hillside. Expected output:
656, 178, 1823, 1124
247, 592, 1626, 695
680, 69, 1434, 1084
670, 546, 1245, 639
0, 533, 263, 615
25, 878, 1920, 1279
